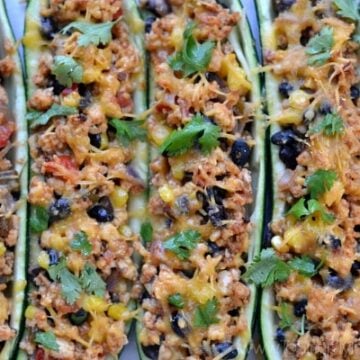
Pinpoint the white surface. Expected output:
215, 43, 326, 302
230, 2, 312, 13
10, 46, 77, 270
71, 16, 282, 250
4, 0, 259, 359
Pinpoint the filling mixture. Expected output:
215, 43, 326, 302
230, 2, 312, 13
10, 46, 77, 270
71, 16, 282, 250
0, 40, 19, 345
138, 1, 256, 359
252, 0, 360, 359
21, 1, 145, 358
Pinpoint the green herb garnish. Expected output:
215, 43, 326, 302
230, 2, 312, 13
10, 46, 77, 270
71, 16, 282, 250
168, 293, 185, 309
35, 331, 59, 352
163, 230, 200, 260
140, 221, 153, 244
30, 206, 49, 233
80, 263, 106, 297
305, 169, 337, 199
333, 0, 360, 22
305, 26, 334, 66
193, 297, 219, 328
109, 119, 146, 146
70, 231, 92, 256
310, 112, 345, 136
52, 55, 83, 87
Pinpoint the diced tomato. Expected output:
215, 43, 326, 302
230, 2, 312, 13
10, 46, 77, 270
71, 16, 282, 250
61, 83, 78, 96
35, 348, 45, 360
0, 124, 14, 148
116, 91, 133, 109
56, 155, 77, 170
112, 8, 123, 20
43, 155, 78, 182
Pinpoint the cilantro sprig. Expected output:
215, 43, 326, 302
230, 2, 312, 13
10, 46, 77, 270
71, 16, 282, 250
70, 231, 92, 256
193, 298, 219, 328
305, 169, 337, 199
277, 303, 306, 336
160, 114, 221, 156
168, 293, 185, 309
35, 331, 59, 352
169, 22, 215, 77
244, 249, 319, 287
52, 55, 83, 87
80, 263, 106, 297
305, 26, 334, 66
140, 221, 153, 244
310, 112, 345, 136
30, 206, 49, 233
27, 104, 77, 129
163, 230, 201, 260
61, 20, 118, 47
333, 0, 360, 22
109, 119, 147, 146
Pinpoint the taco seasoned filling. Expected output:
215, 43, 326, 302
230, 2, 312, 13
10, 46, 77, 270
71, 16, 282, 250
137, 1, 260, 359
0, 40, 19, 345
254, 0, 360, 359
21, 0, 146, 358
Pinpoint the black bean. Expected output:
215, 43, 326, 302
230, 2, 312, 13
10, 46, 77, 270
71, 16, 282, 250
207, 186, 227, 205
69, 309, 89, 325
176, 196, 190, 214
205, 72, 227, 88
40, 16, 58, 40
170, 312, 190, 337
279, 145, 299, 169
47, 249, 59, 265
142, 345, 160, 359
48, 75, 65, 95
181, 268, 195, 279
230, 139, 251, 167
89, 133, 102, 148
146, 0, 171, 17
278, 81, 293, 98
275, 327, 286, 346
354, 224, 360, 232
350, 86, 360, 101
271, 129, 297, 146
88, 196, 114, 223
319, 102, 332, 115
330, 235, 341, 250
326, 271, 352, 290
293, 299, 307, 317
276, 0, 295, 12
145, 16, 156, 33
300, 27, 313, 46
49, 198, 71, 222
214, 342, 238, 359
351, 261, 360, 276
208, 204, 227, 227
207, 241, 223, 256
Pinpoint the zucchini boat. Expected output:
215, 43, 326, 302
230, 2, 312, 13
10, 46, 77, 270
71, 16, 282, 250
19, 0, 147, 358
255, 0, 360, 359
136, 0, 264, 359
0, 1, 27, 358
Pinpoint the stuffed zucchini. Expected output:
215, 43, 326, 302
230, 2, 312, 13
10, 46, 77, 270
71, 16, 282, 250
0, 1, 27, 358
19, 0, 147, 358
136, 0, 264, 359
255, 0, 360, 359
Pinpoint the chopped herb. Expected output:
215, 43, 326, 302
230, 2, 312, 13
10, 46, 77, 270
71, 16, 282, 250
27, 104, 77, 128
168, 293, 185, 309
305, 169, 337, 199
109, 119, 146, 146
35, 331, 59, 352
168, 22, 215, 77
305, 26, 334, 66
287, 198, 310, 219
310, 112, 345, 136
278, 302, 293, 330
243, 248, 291, 287
160, 113, 221, 156
288, 256, 318, 277
140, 221, 153, 244
30, 206, 49, 233
52, 55, 83, 87
333, 0, 360, 22
70, 231, 92, 256
61, 20, 118, 47
48, 259, 82, 304
80, 263, 106, 297
163, 230, 201, 260
193, 298, 219, 328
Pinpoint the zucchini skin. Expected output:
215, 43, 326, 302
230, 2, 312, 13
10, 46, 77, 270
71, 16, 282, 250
19, 0, 147, 358
136, 0, 265, 358
0, 1, 27, 359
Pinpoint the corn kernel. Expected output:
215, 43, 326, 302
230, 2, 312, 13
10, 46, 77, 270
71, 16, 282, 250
38, 251, 50, 270
289, 90, 310, 110
171, 162, 185, 181
62, 92, 81, 107
150, 123, 172, 146
273, 108, 303, 126
0, 243, 6, 256
25, 305, 37, 320
119, 225, 132, 237
284, 226, 316, 253
89, 316, 109, 343
83, 295, 109, 313
49, 234, 66, 251
271, 235, 289, 253
108, 303, 127, 320
159, 184, 174, 203
110, 187, 128, 208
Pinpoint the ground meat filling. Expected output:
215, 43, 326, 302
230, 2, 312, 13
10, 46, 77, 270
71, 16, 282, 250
21, 1, 144, 359
267, 0, 360, 359
0, 42, 18, 345
139, 1, 255, 359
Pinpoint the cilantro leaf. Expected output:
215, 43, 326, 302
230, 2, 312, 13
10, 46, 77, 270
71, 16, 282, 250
109, 119, 146, 146
140, 221, 153, 244
61, 20, 117, 47
310, 112, 345, 136
333, 0, 360, 22
80, 263, 106, 297
278, 302, 293, 330
287, 198, 310, 219
305, 169, 337, 199
160, 113, 221, 156
27, 104, 77, 129
35, 331, 59, 352
169, 22, 215, 77
48, 259, 82, 304
288, 256, 317, 277
193, 298, 219, 328
30, 206, 49, 233
305, 27, 334, 66
70, 231, 92, 256
163, 230, 201, 260
168, 293, 185, 309
243, 248, 291, 287
307, 199, 335, 223
52, 55, 83, 87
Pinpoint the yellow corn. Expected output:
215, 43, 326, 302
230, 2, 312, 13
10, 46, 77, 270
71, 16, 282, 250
110, 187, 128, 208
0, 243, 6, 256
62, 92, 81, 107
25, 305, 37, 320
159, 184, 175, 203
108, 303, 127, 321
49, 234, 66, 251
83, 295, 109, 313
289, 90, 310, 110
37, 251, 50, 270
